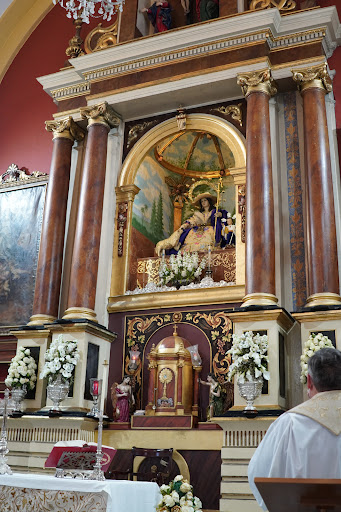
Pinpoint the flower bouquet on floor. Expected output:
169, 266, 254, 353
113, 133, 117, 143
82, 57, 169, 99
227, 331, 270, 415
40, 334, 80, 416
157, 475, 202, 512
5, 347, 37, 417
300, 332, 335, 384
159, 252, 206, 289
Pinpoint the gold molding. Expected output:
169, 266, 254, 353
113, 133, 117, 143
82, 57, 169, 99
227, 308, 295, 333
84, 20, 118, 53
80, 102, 121, 129
47, 322, 117, 343
11, 329, 51, 340
241, 293, 279, 307
107, 285, 245, 313
305, 292, 341, 308
250, 0, 296, 11
292, 309, 341, 323
62, 306, 98, 322
229, 167, 246, 186
27, 314, 57, 326
292, 62, 332, 93
237, 68, 277, 98
115, 184, 140, 202
45, 117, 85, 141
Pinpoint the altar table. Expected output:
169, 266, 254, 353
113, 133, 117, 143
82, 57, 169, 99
0, 473, 161, 512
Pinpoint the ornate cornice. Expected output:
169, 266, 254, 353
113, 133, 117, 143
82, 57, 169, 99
80, 101, 121, 128
82, 30, 270, 84
45, 116, 85, 141
0, 164, 48, 189
292, 62, 333, 93
237, 68, 277, 97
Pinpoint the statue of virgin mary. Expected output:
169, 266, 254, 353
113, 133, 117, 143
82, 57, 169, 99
156, 192, 228, 256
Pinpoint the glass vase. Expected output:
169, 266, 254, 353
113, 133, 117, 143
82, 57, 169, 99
47, 374, 70, 417
10, 386, 27, 417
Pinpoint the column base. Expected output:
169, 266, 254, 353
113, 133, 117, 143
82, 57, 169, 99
305, 292, 341, 308
27, 314, 57, 326
62, 307, 98, 322
241, 293, 278, 307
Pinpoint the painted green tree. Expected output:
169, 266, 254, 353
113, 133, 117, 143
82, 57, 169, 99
156, 191, 164, 241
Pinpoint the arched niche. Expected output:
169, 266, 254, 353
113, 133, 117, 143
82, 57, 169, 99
111, 114, 246, 297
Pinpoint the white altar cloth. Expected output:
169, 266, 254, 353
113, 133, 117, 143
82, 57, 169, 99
0, 473, 161, 512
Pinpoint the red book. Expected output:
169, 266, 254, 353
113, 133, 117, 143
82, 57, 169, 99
45, 441, 116, 472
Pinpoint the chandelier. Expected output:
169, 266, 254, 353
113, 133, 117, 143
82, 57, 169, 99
54, 0, 125, 24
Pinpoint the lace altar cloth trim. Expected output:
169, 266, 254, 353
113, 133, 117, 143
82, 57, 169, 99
0, 487, 107, 512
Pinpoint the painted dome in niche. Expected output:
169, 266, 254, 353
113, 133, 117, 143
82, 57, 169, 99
155, 130, 235, 179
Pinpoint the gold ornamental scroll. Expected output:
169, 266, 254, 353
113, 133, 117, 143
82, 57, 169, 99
110, 184, 140, 297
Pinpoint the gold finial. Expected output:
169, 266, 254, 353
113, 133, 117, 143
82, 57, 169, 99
173, 323, 178, 336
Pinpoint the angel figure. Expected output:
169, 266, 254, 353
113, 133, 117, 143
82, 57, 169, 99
111, 376, 135, 422
200, 373, 223, 420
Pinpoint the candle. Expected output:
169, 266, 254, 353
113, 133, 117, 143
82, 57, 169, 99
100, 360, 109, 413
92, 380, 99, 396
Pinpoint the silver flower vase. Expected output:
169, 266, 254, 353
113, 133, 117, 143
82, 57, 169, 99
47, 374, 70, 417
10, 386, 27, 417
237, 376, 263, 416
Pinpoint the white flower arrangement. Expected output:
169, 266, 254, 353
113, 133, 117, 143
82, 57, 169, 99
300, 332, 335, 384
158, 475, 202, 512
5, 347, 37, 390
227, 331, 270, 383
159, 252, 206, 286
40, 334, 80, 384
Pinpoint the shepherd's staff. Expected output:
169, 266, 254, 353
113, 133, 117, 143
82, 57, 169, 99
213, 177, 223, 245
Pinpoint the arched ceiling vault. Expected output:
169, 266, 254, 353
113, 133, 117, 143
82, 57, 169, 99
0, 0, 52, 83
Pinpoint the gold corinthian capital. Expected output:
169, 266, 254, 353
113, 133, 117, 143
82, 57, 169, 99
237, 68, 277, 98
292, 62, 333, 94
45, 116, 85, 141
80, 101, 121, 128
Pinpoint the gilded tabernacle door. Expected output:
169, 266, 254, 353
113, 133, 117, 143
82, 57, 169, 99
110, 113, 246, 302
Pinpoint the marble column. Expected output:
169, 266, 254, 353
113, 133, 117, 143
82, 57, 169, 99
63, 102, 120, 321
237, 68, 278, 306
29, 117, 84, 325
292, 63, 341, 307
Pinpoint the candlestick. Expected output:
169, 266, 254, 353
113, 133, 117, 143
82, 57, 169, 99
89, 410, 105, 481
206, 244, 213, 278
89, 378, 102, 417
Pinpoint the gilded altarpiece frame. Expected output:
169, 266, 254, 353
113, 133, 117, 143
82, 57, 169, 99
111, 113, 246, 297
121, 309, 234, 418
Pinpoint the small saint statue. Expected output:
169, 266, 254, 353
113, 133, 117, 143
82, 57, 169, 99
140, 2, 172, 33
200, 373, 223, 420
111, 376, 135, 422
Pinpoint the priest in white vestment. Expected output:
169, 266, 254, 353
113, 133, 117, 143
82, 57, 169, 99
248, 348, 341, 510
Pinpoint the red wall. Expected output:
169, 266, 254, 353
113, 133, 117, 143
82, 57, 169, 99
0, 6, 111, 174
0, 2, 340, 175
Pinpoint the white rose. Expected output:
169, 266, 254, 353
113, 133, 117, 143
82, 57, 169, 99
163, 495, 175, 507
160, 484, 170, 492
174, 475, 184, 482
171, 491, 180, 502
194, 497, 202, 510
180, 483, 192, 493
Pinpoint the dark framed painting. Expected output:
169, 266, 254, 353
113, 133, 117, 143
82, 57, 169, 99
0, 181, 47, 327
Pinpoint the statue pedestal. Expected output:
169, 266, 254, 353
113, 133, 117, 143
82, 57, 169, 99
133, 247, 236, 290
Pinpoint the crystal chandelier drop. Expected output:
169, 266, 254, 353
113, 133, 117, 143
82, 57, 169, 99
53, 0, 125, 24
